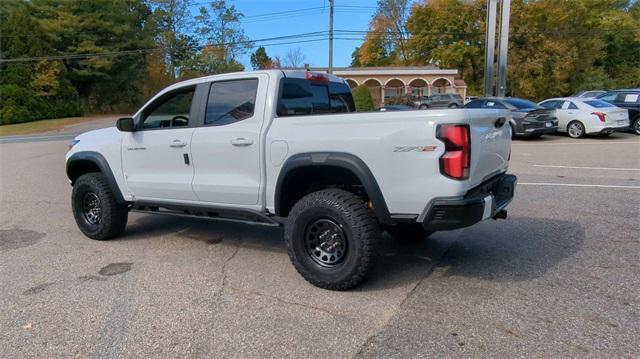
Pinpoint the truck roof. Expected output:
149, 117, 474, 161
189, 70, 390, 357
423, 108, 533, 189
162, 69, 347, 93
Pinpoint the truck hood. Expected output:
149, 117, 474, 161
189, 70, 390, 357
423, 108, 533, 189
74, 126, 121, 142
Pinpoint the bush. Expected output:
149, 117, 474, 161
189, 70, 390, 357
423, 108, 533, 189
352, 85, 374, 112
0, 84, 81, 125
386, 95, 415, 107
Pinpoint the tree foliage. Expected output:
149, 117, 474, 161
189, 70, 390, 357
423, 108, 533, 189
352, 85, 375, 112
0, 0, 248, 124
250, 46, 276, 70
354, 0, 640, 100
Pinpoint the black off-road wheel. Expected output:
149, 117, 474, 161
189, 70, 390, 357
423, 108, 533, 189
632, 116, 640, 135
285, 189, 380, 290
386, 223, 433, 242
72, 173, 128, 240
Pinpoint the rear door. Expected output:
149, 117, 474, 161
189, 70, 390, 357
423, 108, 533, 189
190, 74, 268, 205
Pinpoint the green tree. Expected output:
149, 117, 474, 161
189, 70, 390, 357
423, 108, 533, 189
352, 85, 375, 112
250, 47, 274, 70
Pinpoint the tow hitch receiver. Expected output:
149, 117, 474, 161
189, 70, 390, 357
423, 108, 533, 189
493, 210, 508, 220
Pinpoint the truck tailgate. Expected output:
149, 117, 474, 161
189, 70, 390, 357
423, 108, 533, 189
465, 109, 512, 187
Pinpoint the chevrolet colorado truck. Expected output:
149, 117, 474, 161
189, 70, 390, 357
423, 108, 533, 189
66, 70, 517, 290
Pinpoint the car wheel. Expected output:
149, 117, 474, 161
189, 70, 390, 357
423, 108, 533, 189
386, 224, 433, 242
633, 116, 640, 135
448, 103, 459, 108
567, 121, 586, 138
419, 104, 428, 110
285, 189, 379, 290
509, 123, 516, 139
72, 173, 128, 240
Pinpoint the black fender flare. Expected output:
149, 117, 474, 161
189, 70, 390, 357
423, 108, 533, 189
274, 152, 391, 224
66, 151, 126, 204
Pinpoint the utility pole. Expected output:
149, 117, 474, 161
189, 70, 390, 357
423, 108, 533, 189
496, 0, 511, 97
483, 0, 497, 96
328, 0, 334, 74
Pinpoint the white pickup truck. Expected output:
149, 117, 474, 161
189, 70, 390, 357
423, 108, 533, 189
66, 70, 517, 290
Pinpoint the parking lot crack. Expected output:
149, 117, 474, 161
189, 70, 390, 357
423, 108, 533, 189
217, 235, 242, 296
228, 287, 352, 320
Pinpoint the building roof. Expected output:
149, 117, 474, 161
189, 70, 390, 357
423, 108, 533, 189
284, 66, 459, 76
454, 79, 467, 87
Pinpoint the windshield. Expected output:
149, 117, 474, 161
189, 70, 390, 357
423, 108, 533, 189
503, 98, 539, 109
584, 100, 614, 108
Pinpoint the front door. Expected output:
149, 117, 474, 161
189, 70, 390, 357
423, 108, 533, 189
122, 86, 198, 201
190, 74, 268, 205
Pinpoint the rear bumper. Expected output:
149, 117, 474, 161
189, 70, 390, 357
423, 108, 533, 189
587, 124, 630, 134
420, 174, 517, 231
516, 119, 558, 136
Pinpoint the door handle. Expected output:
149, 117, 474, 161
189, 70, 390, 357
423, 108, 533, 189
169, 140, 187, 148
230, 138, 254, 146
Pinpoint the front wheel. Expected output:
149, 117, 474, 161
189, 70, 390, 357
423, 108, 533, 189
72, 173, 128, 240
567, 121, 586, 138
285, 189, 380, 290
419, 104, 428, 110
448, 103, 459, 108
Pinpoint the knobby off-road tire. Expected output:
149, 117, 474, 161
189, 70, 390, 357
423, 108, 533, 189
386, 223, 433, 242
285, 189, 380, 290
72, 173, 128, 240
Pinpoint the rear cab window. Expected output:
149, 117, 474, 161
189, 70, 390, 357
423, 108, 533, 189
277, 76, 355, 117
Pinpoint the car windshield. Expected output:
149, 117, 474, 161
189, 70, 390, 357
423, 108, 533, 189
584, 100, 614, 108
503, 98, 539, 109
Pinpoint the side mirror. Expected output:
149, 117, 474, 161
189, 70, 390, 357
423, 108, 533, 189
116, 117, 135, 132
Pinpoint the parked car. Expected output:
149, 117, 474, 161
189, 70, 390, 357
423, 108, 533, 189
65, 70, 516, 290
573, 90, 606, 98
415, 93, 464, 109
465, 97, 558, 138
538, 97, 629, 138
596, 89, 640, 135
376, 104, 414, 112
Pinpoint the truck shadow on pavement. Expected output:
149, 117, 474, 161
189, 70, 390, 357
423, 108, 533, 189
435, 216, 585, 282
118, 214, 444, 290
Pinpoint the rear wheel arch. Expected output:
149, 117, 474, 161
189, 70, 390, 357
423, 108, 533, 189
274, 152, 391, 224
66, 151, 126, 204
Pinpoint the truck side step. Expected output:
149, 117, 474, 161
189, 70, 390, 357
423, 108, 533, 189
131, 202, 281, 227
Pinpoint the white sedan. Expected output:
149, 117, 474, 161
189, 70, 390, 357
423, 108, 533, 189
538, 97, 630, 138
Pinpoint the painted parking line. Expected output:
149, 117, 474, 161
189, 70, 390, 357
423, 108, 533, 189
519, 182, 640, 189
533, 164, 640, 171
513, 141, 639, 146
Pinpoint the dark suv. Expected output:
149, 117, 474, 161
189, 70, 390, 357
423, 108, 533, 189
415, 93, 464, 109
597, 89, 640, 135
465, 97, 558, 138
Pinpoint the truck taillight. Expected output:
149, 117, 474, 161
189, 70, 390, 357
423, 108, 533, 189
592, 112, 606, 122
437, 124, 470, 180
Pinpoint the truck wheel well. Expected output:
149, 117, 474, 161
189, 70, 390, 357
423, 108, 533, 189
67, 160, 101, 184
277, 166, 367, 217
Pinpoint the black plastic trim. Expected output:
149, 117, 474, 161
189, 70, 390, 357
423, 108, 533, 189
275, 152, 392, 224
422, 173, 516, 231
133, 200, 280, 226
66, 151, 126, 204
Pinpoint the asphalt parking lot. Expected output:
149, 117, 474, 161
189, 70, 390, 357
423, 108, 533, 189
0, 131, 638, 357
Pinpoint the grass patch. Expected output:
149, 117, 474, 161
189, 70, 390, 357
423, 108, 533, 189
0, 116, 98, 136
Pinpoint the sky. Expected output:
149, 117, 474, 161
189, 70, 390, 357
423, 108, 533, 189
190, 0, 378, 70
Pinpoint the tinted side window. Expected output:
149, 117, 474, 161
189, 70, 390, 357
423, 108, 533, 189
484, 100, 506, 109
568, 102, 578, 109
205, 79, 258, 126
465, 100, 483, 108
539, 100, 559, 109
599, 93, 617, 102
617, 92, 640, 103
278, 78, 354, 116
142, 88, 195, 129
